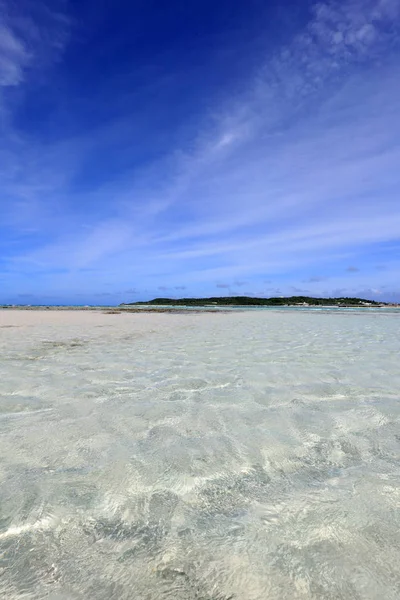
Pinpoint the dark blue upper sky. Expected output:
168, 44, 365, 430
1, 0, 400, 303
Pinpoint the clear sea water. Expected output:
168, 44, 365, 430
0, 308, 399, 599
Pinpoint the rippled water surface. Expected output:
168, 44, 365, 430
0, 308, 399, 599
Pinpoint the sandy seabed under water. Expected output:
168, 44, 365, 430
0, 308, 399, 600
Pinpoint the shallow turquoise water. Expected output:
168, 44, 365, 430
0, 309, 399, 599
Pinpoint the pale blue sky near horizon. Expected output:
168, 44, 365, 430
1, 0, 400, 305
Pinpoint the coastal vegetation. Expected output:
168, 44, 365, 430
122, 296, 383, 307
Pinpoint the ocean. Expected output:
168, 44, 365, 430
0, 308, 399, 599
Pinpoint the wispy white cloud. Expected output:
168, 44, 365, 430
0, 0, 72, 250
265, 0, 399, 100
0, 21, 30, 88
0, 0, 70, 95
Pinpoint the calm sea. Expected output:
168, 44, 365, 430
0, 308, 399, 599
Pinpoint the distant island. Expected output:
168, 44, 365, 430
121, 296, 386, 307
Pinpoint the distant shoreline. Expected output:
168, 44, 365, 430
1, 295, 400, 312
0, 305, 228, 314
1, 304, 399, 312
121, 295, 397, 308
2, 294, 399, 311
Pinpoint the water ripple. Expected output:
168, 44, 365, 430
0, 309, 399, 599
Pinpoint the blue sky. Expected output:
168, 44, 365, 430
1, 0, 400, 304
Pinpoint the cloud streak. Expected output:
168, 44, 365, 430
0, 0, 70, 94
